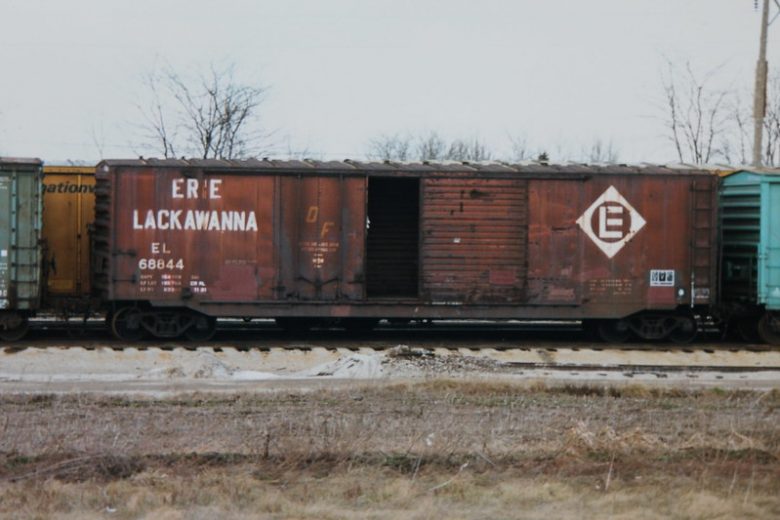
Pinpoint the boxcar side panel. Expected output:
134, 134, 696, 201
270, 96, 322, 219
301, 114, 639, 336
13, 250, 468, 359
527, 174, 715, 317
278, 176, 366, 301
421, 178, 528, 304
42, 166, 95, 297
108, 168, 276, 304
95, 160, 719, 324
719, 172, 761, 305
760, 179, 780, 309
0, 160, 43, 312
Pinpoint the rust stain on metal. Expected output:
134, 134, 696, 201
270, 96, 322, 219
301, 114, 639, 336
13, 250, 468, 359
421, 178, 528, 303
42, 165, 95, 297
92, 159, 719, 322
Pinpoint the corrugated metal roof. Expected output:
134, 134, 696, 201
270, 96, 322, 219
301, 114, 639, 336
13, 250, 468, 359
97, 158, 731, 176
0, 157, 43, 166
724, 168, 780, 177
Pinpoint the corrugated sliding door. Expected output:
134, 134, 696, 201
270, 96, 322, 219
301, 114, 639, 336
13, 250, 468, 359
421, 178, 528, 303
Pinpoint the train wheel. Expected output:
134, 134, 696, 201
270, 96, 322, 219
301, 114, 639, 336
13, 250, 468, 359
736, 317, 761, 343
668, 315, 698, 344
185, 314, 217, 341
597, 319, 631, 343
757, 312, 780, 346
0, 316, 29, 341
111, 307, 146, 341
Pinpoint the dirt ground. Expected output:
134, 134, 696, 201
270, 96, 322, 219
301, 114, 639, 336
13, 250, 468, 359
0, 380, 778, 519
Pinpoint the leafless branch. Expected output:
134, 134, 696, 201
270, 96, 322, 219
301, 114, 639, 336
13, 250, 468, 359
661, 60, 731, 164
138, 63, 269, 159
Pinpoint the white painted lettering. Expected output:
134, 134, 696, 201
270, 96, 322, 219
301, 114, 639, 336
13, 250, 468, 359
187, 178, 198, 198
246, 212, 258, 231
157, 210, 169, 230
598, 205, 623, 239
221, 212, 233, 231
209, 179, 222, 199
195, 210, 209, 230
172, 179, 184, 198
208, 211, 220, 230
184, 211, 196, 230
234, 212, 245, 231
170, 210, 182, 229
132, 208, 258, 233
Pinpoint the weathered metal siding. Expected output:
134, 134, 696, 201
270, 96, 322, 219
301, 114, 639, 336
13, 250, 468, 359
278, 175, 365, 301
719, 173, 760, 304
0, 159, 43, 311
760, 177, 780, 309
93, 159, 719, 321
421, 178, 528, 303
96, 165, 276, 303
95, 162, 366, 309
721, 170, 780, 310
42, 165, 95, 297
527, 174, 718, 317
526, 179, 583, 306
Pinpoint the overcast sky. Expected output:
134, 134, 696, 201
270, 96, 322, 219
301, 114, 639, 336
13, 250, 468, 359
0, 0, 777, 163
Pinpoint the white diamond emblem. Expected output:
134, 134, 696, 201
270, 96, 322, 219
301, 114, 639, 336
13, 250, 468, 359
576, 186, 646, 259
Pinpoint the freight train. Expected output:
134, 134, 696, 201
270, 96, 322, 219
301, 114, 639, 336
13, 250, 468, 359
0, 157, 778, 345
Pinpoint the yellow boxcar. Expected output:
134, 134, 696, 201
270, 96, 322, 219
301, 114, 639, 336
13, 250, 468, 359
42, 165, 95, 300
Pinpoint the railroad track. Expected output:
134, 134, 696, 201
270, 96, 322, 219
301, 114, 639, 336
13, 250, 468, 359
14, 317, 776, 353
2, 339, 778, 396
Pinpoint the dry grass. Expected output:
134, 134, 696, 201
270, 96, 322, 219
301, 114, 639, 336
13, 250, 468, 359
0, 380, 779, 518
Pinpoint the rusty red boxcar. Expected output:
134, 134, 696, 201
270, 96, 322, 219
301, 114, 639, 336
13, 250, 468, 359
93, 159, 718, 341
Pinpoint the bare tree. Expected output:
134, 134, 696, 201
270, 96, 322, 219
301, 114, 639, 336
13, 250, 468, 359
367, 132, 494, 162
139, 64, 269, 159
507, 134, 533, 162
763, 72, 780, 166
584, 138, 619, 163
366, 133, 414, 161
661, 61, 730, 164
445, 137, 493, 161
368, 132, 620, 165
140, 70, 178, 158
416, 131, 447, 160
720, 94, 752, 166
715, 72, 780, 167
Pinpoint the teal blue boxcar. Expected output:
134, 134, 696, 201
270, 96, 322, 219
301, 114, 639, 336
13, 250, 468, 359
0, 158, 43, 341
720, 169, 780, 344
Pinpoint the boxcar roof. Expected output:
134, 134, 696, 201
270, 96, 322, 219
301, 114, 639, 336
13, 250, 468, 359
0, 157, 42, 166
724, 168, 780, 177
97, 158, 726, 177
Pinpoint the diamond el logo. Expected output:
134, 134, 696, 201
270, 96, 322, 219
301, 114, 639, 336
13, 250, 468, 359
576, 186, 646, 259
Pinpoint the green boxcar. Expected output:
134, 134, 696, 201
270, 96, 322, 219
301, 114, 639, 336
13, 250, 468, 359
720, 169, 780, 344
0, 158, 43, 341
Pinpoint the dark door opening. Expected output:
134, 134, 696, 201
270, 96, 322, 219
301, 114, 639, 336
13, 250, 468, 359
366, 177, 419, 298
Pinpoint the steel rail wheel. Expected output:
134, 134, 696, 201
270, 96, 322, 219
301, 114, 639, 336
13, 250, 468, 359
757, 312, 780, 346
736, 317, 762, 343
668, 315, 698, 344
110, 307, 146, 341
185, 314, 217, 341
0, 316, 29, 341
597, 319, 632, 343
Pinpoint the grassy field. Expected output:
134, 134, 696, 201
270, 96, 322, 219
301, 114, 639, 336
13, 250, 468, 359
1, 381, 778, 519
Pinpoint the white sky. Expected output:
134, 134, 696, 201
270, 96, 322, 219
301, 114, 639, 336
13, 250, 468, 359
0, 0, 777, 163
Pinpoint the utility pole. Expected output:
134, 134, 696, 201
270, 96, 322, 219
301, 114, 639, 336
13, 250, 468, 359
753, 0, 770, 167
